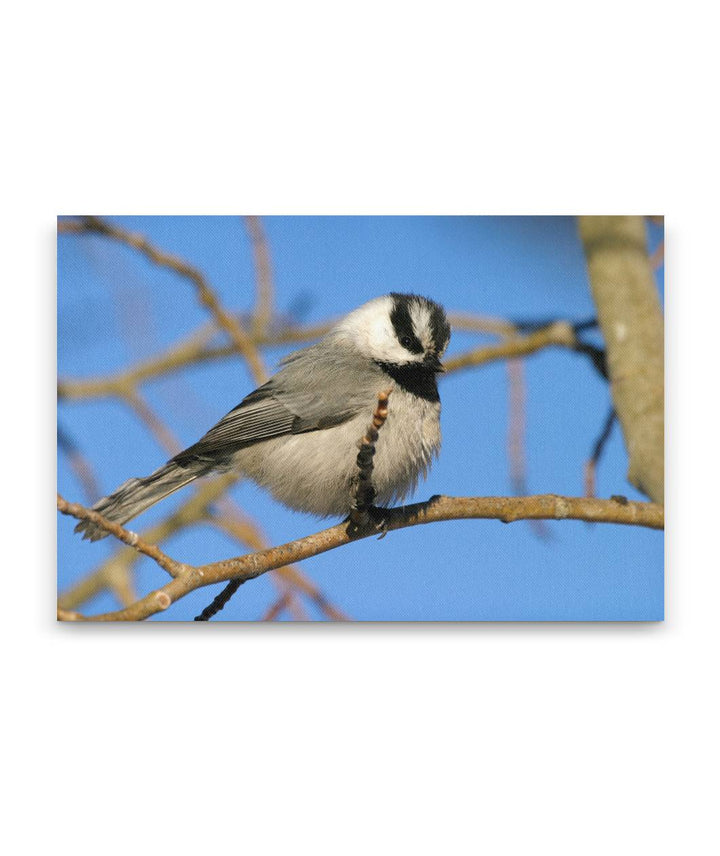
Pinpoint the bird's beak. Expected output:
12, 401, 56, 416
424, 353, 445, 373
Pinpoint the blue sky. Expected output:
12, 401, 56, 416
57, 216, 664, 620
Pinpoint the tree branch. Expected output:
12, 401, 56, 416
57, 472, 241, 610
56, 494, 185, 578
57, 492, 663, 621
578, 216, 664, 504
442, 321, 578, 373
207, 503, 350, 620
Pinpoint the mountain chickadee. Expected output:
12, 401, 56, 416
74, 293, 451, 541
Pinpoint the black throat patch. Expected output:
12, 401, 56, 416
375, 361, 440, 403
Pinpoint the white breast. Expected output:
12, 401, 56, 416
232, 386, 441, 517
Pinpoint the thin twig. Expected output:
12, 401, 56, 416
650, 241, 665, 270
281, 588, 310, 621
506, 358, 527, 496
56, 320, 331, 401
506, 359, 550, 539
584, 407, 617, 498
194, 579, 246, 621
57, 494, 183, 578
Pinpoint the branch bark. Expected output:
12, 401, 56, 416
578, 216, 664, 504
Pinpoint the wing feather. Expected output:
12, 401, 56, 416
172, 345, 386, 467
172, 385, 296, 465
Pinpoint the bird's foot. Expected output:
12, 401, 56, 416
346, 504, 390, 539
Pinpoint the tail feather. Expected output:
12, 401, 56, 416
74, 461, 202, 541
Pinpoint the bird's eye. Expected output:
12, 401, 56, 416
400, 335, 414, 350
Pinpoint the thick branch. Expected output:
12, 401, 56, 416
57, 493, 663, 621
578, 216, 664, 504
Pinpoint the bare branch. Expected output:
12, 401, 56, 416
649, 241, 664, 270
443, 321, 578, 374
57, 492, 664, 621
445, 312, 517, 336
57, 494, 184, 578
193, 578, 246, 621
57, 473, 241, 611
57, 215, 661, 622
505, 359, 550, 539
506, 358, 527, 495
261, 591, 292, 621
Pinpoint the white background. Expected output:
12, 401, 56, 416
3, 1, 717, 853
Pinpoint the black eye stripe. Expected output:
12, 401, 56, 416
429, 305, 451, 353
389, 295, 424, 354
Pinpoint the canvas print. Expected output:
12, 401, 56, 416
57, 216, 664, 621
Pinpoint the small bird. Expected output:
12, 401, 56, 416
75, 293, 451, 541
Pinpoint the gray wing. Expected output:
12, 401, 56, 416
172, 344, 383, 467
